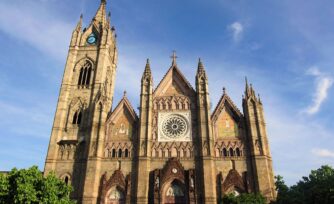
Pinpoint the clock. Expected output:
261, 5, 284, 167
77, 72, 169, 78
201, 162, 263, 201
87, 34, 97, 45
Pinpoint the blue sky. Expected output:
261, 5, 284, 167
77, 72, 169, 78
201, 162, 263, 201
0, 0, 333, 185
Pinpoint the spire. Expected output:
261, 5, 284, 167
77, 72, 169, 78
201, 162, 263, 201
197, 58, 207, 78
144, 58, 151, 74
245, 76, 251, 97
197, 58, 205, 72
142, 59, 152, 81
245, 76, 249, 90
93, 0, 107, 26
75, 14, 83, 31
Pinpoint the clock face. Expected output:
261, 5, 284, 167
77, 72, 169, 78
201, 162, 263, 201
87, 34, 97, 45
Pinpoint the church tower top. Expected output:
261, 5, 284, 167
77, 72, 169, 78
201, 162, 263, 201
93, 0, 108, 26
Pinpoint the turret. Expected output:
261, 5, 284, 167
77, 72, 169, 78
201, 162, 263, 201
242, 78, 276, 201
136, 59, 154, 203
139, 58, 153, 156
195, 58, 217, 202
195, 58, 212, 150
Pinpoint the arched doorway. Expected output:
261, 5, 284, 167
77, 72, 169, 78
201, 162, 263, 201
105, 186, 125, 204
163, 179, 187, 204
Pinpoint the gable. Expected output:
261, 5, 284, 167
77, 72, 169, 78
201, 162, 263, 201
212, 94, 243, 139
106, 97, 138, 142
154, 65, 195, 97
216, 108, 239, 138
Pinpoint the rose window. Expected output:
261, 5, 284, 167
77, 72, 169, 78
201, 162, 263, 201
162, 115, 188, 138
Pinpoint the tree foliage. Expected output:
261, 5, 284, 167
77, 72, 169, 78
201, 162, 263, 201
0, 166, 74, 204
273, 165, 334, 204
222, 193, 266, 204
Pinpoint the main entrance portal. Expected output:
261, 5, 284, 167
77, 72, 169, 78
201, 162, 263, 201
163, 180, 187, 204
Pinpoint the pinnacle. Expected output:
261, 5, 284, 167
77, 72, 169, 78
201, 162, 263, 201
144, 58, 152, 75
75, 14, 83, 31
197, 58, 205, 73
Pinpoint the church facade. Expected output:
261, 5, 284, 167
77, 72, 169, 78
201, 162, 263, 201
44, 1, 276, 203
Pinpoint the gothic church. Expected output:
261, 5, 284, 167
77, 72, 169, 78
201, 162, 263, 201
44, 1, 276, 203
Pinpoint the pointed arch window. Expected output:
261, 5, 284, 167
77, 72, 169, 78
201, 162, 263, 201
222, 148, 228, 157
124, 149, 129, 158
78, 61, 93, 87
64, 176, 69, 185
118, 149, 122, 158
236, 148, 241, 157
72, 110, 82, 125
229, 148, 234, 157
112, 149, 116, 158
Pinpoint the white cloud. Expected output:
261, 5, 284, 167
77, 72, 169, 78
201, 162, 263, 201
0, 2, 73, 60
228, 21, 244, 42
305, 67, 333, 114
312, 148, 334, 158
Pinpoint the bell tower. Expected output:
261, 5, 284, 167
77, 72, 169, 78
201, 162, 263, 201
44, 0, 118, 203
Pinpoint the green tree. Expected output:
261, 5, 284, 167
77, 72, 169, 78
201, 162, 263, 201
222, 193, 266, 204
273, 165, 334, 204
0, 173, 9, 203
274, 175, 292, 204
0, 166, 74, 204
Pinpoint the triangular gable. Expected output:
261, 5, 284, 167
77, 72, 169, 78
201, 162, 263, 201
154, 64, 195, 97
211, 93, 243, 123
107, 96, 138, 124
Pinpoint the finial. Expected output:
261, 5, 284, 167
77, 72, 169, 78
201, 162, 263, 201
143, 58, 151, 76
101, 0, 107, 4
245, 76, 249, 87
170, 50, 178, 65
75, 14, 83, 31
123, 91, 127, 97
223, 87, 226, 94
197, 57, 205, 73
108, 12, 111, 17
